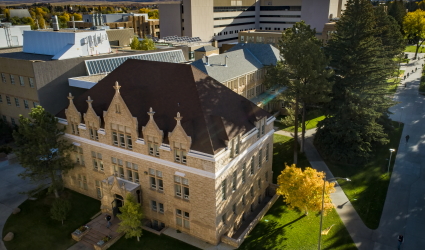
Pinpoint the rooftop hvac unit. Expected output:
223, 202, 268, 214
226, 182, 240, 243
52, 15, 59, 31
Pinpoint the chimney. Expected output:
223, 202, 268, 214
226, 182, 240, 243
99, 13, 104, 26
205, 56, 209, 66
35, 19, 39, 30
224, 55, 229, 67
72, 16, 75, 31
52, 15, 59, 31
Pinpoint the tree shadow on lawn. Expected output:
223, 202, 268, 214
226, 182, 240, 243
237, 199, 307, 250
323, 226, 358, 250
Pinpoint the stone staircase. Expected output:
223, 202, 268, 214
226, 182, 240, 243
80, 229, 109, 249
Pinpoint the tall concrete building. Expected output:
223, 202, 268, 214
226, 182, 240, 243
159, 0, 347, 44
58, 59, 276, 247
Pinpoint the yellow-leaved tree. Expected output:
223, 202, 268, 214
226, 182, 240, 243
403, 9, 425, 58
276, 164, 335, 215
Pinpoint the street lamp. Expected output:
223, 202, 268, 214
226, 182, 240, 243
399, 107, 404, 128
388, 149, 395, 174
318, 177, 351, 250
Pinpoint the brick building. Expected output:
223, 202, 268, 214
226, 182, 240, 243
57, 59, 275, 245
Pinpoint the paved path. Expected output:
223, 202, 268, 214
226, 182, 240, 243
274, 53, 425, 250
0, 158, 45, 250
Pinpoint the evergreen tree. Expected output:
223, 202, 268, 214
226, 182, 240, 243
264, 21, 333, 163
315, 0, 399, 164
130, 36, 140, 50
13, 106, 75, 198
117, 193, 144, 241
388, 0, 406, 34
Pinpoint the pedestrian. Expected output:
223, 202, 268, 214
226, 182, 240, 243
397, 235, 404, 250
404, 75, 406, 80
415, 67, 417, 72
405, 135, 410, 143
407, 73, 410, 77
105, 214, 112, 228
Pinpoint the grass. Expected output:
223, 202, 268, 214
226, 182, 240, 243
237, 134, 356, 250
324, 122, 404, 229
2, 188, 101, 250
405, 45, 425, 53
274, 109, 325, 133
109, 230, 200, 250
386, 78, 400, 93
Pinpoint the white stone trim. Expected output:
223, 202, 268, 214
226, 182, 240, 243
98, 129, 106, 135
159, 143, 171, 151
241, 128, 257, 143
214, 129, 273, 179
175, 171, 186, 177
64, 134, 216, 179
266, 116, 276, 125
57, 117, 68, 125
72, 142, 81, 146
78, 123, 87, 130
135, 138, 146, 145
187, 149, 215, 161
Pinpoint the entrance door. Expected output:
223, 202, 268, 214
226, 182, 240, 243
112, 194, 124, 217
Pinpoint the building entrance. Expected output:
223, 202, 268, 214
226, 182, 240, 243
112, 194, 124, 217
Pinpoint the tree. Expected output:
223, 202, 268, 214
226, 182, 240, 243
403, 10, 425, 59
315, 0, 400, 164
0, 119, 14, 144
13, 106, 75, 198
388, 0, 406, 34
419, 0, 425, 11
276, 164, 335, 215
117, 193, 144, 241
264, 21, 333, 164
72, 13, 82, 21
130, 36, 140, 50
139, 36, 156, 51
50, 198, 71, 225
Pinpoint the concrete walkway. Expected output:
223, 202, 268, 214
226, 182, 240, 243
274, 52, 425, 250
0, 158, 46, 250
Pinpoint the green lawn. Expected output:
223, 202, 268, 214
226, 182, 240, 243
405, 45, 425, 53
238, 134, 356, 250
386, 78, 400, 93
274, 110, 325, 133
2, 189, 101, 250
109, 231, 200, 250
324, 122, 404, 229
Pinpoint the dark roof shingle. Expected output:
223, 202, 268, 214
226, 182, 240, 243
57, 59, 270, 155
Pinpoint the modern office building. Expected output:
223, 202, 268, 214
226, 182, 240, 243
0, 29, 188, 126
159, 0, 347, 44
57, 58, 276, 247
68, 13, 160, 38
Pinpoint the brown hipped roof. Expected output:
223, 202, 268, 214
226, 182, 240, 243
57, 59, 271, 155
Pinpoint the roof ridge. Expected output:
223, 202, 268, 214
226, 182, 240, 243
242, 47, 263, 65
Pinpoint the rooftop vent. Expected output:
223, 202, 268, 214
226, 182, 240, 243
52, 15, 59, 31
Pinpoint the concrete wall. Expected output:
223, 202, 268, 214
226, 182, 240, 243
159, 3, 182, 38
0, 26, 30, 48
106, 29, 134, 46
183, 0, 215, 41
301, 0, 331, 33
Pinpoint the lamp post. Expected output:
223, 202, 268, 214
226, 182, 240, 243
388, 149, 395, 174
318, 177, 351, 250
399, 107, 404, 128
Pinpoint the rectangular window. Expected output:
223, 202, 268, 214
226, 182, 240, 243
233, 203, 236, 215
74, 145, 84, 166
242, 194, 246, 206
259, 149, 262, 168
235, 136, 240, 155
91, 151, 103, 171
14, 98, 19, 107
89, 127, 99, 141
176, 209, 190, 228
242, 163, 246, 184
250, 186, 254, 197
120, 133, 125, 148
222, 179, 227, 201
112, 132, 118, 146
222, 213, 226, 225
1, 73, 6, 83
258, 178, 261, 190
232, 171, 237, 192
23, 100, 29, 109
29, 77, 34, 88
0, 95, 2, 103
11, 118, 16, 126
95, 180, 102, 199
174, 143, 187, 164
250, 156, 255, 175
33, 102, 39, 108
10, 75, 15, 84
174, 176, 189, 199
19, 76, 24, 86
151, 200, 157, 211
261, 122, 265, 135
266, 143, 269, 161
159, 203, 164, 213
6, 96, 11, 105
150, 168, 163, 191
126, 135, 132, 150
83, 176, 88, 190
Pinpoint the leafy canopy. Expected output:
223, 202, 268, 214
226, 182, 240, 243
403, 9, 425, 58
117, 193, 144, 241
276, 164, 335, 215
13, 106, 74, 198
50, 198, 71, 225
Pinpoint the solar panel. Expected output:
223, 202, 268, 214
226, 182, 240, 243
85, 50, 186, 75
